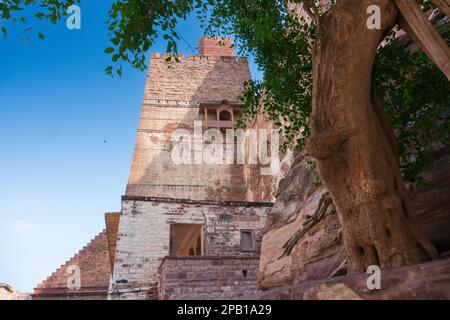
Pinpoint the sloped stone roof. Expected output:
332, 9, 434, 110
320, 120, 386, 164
33, 230, 111, 298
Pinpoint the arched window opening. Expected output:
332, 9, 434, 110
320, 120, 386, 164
219, 110, 232, 121
199, 102, 240, 130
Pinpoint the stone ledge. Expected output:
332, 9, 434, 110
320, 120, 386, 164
32, 286, 108, 299
162, 255, 260, 263
121, 195, 274, 207
150, 52, 247, 63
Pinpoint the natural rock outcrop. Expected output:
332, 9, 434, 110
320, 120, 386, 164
258, 153, 344, 290
254, 258, 450, 300
410, 149, 450, 253
258, 148, 450, 290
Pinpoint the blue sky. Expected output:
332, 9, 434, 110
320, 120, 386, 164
0, 1, 262, 292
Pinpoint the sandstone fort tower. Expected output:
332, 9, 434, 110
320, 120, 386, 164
33, 38, 274, 300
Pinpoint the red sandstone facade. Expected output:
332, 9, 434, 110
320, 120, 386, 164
110, 37, 274, 299
33, 37, 274, 300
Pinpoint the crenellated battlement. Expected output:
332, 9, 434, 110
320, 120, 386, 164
150, 52, 248, 64
143, 45, 251, 106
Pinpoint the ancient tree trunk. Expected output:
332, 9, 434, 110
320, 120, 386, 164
306, 0, 438, 273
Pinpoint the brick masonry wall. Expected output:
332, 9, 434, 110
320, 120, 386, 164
125, 47, 276, 202
198, 37, 235, 57
125, 101, 251, 201
33, 230, 111, 300
144, 53, 249, 102
158, 256, 259, 300
109, 198, 271, 299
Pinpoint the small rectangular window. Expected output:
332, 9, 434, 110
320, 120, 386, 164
240, 230, 255, 251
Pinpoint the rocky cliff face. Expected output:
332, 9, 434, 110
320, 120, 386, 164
409, 149, 450, 253
258, 148, 450, 290
258, 153, 344, 290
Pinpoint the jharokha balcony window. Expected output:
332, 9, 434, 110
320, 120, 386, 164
199, 100, 240, 130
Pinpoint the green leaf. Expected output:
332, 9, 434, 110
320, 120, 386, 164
38, 32, 44, 40
104, 47, 114, 54
105, 66, 113, 76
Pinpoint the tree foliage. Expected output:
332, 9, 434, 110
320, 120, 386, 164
0, 0, 79, 38
373, 24, 450, 182
1, 0, 449, 181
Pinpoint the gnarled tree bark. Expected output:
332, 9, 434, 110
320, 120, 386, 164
307, 0, 439, 273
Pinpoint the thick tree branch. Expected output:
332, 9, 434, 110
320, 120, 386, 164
303, 0, 321, 26
430, 0, 450, 18
395, 0, 450, 80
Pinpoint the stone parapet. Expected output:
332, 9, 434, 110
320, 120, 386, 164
158, 256, 260, 300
